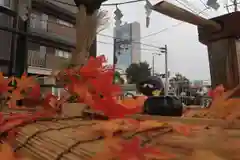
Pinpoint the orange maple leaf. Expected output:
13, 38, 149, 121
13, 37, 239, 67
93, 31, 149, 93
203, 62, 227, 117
7, 90, 24, 109
172, 124, 192, 136
137, 120, 167, 132
0, 143, 17, 160
0, 142, 29, 160
71, 83, 93, 105
14, 72, 37, 92
92, 119, 140, 137
109, 137, 175, 160
90, 138, 121, 160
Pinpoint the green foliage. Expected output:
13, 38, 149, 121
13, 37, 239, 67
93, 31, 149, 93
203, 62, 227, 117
169, 73, 190, 94
113, 71, 125, 84
125, 62, 151, 84
67, 93, 79, 103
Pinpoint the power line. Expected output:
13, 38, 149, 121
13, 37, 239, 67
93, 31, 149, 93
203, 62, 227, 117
179, 0, 209, 17
140, 7, 210, 40
174, 0, 199, 15
28, 16, 161, 49
97, 33, 160, 49
199, 0, 209, 9
97, 40, 159, 52
48, 0, 210, 44
49, 0, 145, 7
102, 0, 145, 6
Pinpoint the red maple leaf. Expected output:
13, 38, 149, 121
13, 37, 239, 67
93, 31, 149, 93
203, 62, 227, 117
42, 93, 68, 113
4, 113, 31, 122
0, 118, 25, 133
208, 84, 225, 100
92, 96, 140, 119
89, 71, 121, 97
26, 84, 41, 100
80, 55, 106, 78
0, 111, 55, 133
109, 137, 175, 160
0, 112, 4, 124
63, 68, 81, 83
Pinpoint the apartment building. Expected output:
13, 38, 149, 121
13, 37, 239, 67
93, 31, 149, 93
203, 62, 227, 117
27, 0, 97, 76
0, 0, 96, 76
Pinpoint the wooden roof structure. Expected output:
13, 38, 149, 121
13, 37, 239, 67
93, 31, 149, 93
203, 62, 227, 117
4, 115, 240, 160
152, 1, 240, 90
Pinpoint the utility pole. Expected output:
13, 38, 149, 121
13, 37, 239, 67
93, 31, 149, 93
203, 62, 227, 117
152, 53, 161, 76
233, 0, 238, 11
152, 54, 154, 75
160, 45, 168, 96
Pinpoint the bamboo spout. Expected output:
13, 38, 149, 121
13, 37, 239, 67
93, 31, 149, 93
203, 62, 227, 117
152, 1, 221, 32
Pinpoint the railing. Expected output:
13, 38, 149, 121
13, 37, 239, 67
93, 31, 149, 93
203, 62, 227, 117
28, 50, 46, 68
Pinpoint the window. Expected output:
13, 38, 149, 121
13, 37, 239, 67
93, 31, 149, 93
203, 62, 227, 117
30, 13, 41, 29
41, 14, 48, 30
39, 46, 46, 58
57, 19, 73, 27
30, 12, 48, 30
55, 49, 71, 59
0, 0, 10, 8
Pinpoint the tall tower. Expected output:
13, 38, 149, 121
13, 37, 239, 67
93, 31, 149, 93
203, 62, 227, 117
113, 22, 141, 71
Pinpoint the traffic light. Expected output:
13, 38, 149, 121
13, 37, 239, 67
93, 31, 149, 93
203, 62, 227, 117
160, 45, 167, 54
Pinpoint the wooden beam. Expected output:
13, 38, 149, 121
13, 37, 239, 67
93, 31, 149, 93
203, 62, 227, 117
152, 1, 221, 32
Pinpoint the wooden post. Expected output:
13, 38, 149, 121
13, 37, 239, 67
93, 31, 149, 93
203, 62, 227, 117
198, 12, 240, 89
72, 0, 107, 66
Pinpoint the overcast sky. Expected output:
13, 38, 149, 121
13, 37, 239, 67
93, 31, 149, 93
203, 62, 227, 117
97, 0, 233, 81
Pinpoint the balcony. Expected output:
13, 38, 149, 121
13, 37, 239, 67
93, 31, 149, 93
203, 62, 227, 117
29, 17, 76, 46
27, 51, 70, 75
28, 50, 46, 68
47, 21, 76, 43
